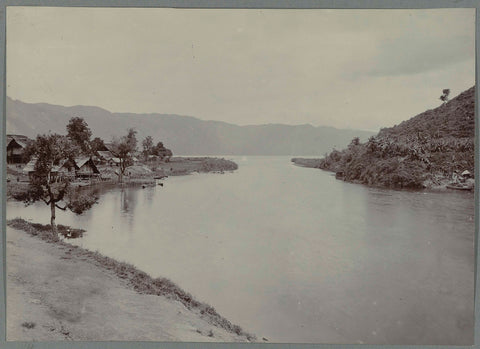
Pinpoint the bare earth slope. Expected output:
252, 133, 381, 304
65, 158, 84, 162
6, 227, 248, 342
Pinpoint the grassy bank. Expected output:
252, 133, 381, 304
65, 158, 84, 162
291, 158, 324, 168
7, 218, 256, 341
162, 157, 238, 175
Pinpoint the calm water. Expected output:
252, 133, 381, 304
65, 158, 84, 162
7, 156, 475, 344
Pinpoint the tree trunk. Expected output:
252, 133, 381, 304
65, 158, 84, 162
50, 201, 57, 235
118, 159, 124, 183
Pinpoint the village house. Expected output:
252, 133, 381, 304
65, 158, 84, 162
75, 157, 100, 178
6, 135, 31, 164
96, 150, 115, 164
96, 143, 121, 166
23, 157, 60, 180
22, 158, 37, 178
95, 143, 139, 167
57, 158, 79, 179
23, 157, 100, 180
96, 151, 120, 167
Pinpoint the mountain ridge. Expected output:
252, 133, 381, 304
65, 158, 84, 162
6, 96, 375, 155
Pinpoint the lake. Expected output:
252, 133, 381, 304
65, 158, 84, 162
7, 156, 475, 344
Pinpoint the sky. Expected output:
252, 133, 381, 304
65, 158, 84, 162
6, 7, 475, 131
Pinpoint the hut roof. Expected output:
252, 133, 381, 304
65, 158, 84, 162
95, 143, 110, 152
23, 158, 37, 173
7, 138, 27, 149
76, 157, 92, 168
461, 170, 471, 176
23, 158, 61, 173
97, 150, 113, 160
58, 158, 79, 171
103, 143, 117, 153
7, 134, 31, 148
76, 157, 100, 174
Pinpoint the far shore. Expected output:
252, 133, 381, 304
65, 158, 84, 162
6, 218, 256, 342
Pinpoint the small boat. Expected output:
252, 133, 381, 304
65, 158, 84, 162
446, 184, 473, 191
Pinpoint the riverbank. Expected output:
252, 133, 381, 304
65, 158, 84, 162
291, 158, 474, 191
291, 158, 323, 169
6, 156, 238, 200
6, 219, 255, 342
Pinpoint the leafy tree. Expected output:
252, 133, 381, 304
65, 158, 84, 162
152, 141, 163, 155
142, 136, 154, 159
66, 117, 93, 154
109, 128, 138, 182
366, 136, 379, 154
348, 137, 360, 148
440, 89, 450, 105
24, 134, 97, 235
90, 137, 106, 154
152, 141, 173, 162
21, 140, 37, 163
159, 148, 173, 162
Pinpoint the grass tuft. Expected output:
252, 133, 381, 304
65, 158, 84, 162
8, 218, 85, 241
21, 322, 36, 329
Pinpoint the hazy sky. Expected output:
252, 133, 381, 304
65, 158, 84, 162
7, 7, 475, 131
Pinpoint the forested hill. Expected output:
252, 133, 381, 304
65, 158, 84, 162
379, 87, 474, 140
304, 86, 475, 189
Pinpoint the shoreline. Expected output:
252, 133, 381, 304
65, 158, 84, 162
6, 156, 238, 201
291, 158, 473, 192
6, 218, 256, 342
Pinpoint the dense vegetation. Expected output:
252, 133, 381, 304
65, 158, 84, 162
298, 87, 475, 189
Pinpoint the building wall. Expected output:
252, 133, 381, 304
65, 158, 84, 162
77, 163, 99, 176
6, 142, 25, 164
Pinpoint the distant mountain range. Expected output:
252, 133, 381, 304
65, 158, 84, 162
6, 97, 374, 155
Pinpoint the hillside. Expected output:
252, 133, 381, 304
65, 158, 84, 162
6, 97, 374, 156
293, 87, 475, 189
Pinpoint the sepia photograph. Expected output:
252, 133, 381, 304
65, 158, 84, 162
4, 6, 476, 345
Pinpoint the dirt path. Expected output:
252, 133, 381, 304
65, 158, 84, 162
6, 227, 247, 342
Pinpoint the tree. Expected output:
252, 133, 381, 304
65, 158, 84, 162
151, 141, 163, 156
349, 137, 360, 147
24, 134, 97, 235
159, 148, 173, 162
67, 117, 92, 154
109, 128, 138, 182
142, 136, 154, 159
440, 89, 450, 105
366, 136, 379, 154
21, 139, 37, 163
152, 141, 173, 162
90, 137, 106, 154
